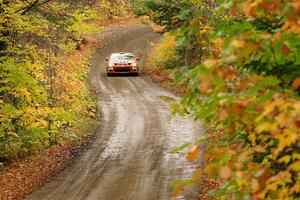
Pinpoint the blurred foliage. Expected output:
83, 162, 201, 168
137, 0, 215, 66
134, 0, 191, 31
140, 0, 300, 199
147, 33, 182, 69
0, 0, 132, 162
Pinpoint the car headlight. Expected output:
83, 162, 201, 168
109, 62, 114, 67
132, 62, 137, 67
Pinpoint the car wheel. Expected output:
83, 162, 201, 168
107, 73, 112, 76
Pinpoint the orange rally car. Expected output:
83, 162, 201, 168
106, 52, 140, 76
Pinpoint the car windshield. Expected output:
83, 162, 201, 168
111, 54, 134, 62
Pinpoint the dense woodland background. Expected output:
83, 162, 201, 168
1, 0, 300, 199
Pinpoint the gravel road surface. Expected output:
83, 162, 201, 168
26, 24, 202, 200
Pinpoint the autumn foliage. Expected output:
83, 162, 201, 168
0, 0, 133, 164
142, 0, 300, 199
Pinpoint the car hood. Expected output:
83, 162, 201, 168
114, 60, 134, 65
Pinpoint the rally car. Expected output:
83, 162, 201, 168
106, 52, 140, 76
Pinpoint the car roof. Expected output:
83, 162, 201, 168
111, 52, 134, 56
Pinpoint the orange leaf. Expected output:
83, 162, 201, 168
185, 145, 200, 162
295, 119, 300, 128
291, 1, 300, 11
254, 146, 266, 153
203, 59, 217, 68
282, 44, 290, 55
251, 178, 260, 193
199, 75, 212, 93
220, 166, 232, 180
234, 162, 243, 170
238, 151, 249, 162
256, 169, 271, 192
273, 32, 282, 46
228, 122, 236, 134
292, 77, 300, 89
228, 104, 243, 115
260, 33, 272, 39
217, 109, 229, 121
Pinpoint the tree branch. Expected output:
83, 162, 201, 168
16, 0, 54, 15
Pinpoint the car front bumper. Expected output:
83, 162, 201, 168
107, 66, 139, 74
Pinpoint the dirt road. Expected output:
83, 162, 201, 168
25, 25, 202, 200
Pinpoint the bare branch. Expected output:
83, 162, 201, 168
16, 0, 54, 15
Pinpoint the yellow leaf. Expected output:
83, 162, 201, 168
256, 122, 278, 133
292, 153, 300, 160
279, 126, 298, 149
193, 169, 202, 181
288, 161, 300, 171
172, 183, 185, 197
262, 102, 276, 117
205, 163, 219, 178
231, 39, 245, 48
214, 38, 223, 45
185, 145, 200, 162
7, 131, 19, 138
278, 155, 291, 164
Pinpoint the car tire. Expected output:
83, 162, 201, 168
107, 73, 112, 76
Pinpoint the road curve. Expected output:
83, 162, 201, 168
25, 25, 202, 200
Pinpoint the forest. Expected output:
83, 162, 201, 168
1, 0, 300, 199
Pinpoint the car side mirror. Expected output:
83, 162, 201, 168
105, 58, 109, 61
136, 58, 140, 61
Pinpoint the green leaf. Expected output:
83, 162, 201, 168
171, 143, 191, 154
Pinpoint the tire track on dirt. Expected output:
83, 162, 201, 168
25, 24, 202, 200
